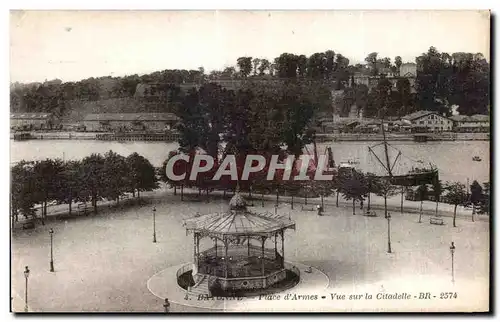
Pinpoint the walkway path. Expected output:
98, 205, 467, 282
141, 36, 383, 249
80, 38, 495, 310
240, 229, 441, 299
13, 184, 486, 230
147, 261, 329, 311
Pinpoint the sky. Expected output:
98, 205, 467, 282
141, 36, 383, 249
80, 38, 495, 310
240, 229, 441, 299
9, 10, 490, 83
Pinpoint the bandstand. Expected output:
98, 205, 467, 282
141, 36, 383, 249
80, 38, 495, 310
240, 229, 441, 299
179, 193, 298, 297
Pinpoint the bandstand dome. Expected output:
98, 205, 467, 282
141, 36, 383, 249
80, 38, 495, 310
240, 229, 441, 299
183, 193, 295, 237
180, 193, 299, 297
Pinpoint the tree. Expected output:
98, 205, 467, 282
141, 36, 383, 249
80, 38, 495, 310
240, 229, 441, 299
101, 151, 129, 205
394, 56, 402, 76
297, 55, 308, 78
416, 184, 428, 223
432, 179, 443, 217
307, 52, 326, 79
258, 59, 270, 75
375, 179, 399, 218
237, 57, 253, 78
478, 182, 490, 215
445, 182, 468, 227
365, 52, 379, 76
33, 159, 65, 224
365, 173, 379, 212
126, 152, 159, 199
11, 161, 37, 226
58, 160, 82, 216
313, 180, 335, 210
81, 153, 106, 213
339, 170, 368, 215
470, 180, 483, 222
252, 58, 261, 76
325, 50, 336, 79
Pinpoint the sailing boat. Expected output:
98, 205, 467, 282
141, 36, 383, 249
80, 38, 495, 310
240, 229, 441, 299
368, 120, 439, 186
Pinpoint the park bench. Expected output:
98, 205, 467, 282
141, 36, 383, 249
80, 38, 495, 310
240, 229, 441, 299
430, 217, 444, 225
77, 203, 88, 215
301, 205, 315, 211
22, 220, 35, 230
364, 210, 377, 217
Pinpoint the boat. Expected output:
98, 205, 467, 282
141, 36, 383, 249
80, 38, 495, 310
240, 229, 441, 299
338, 160, 360, 169
13, 132, 33, 141
368, 118, 439, 186
472, 156, 482, 162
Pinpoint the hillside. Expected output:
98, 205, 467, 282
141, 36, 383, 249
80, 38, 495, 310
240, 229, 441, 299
62, 97, 175, 123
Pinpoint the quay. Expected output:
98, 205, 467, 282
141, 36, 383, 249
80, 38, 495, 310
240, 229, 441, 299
10, 131, 180, 142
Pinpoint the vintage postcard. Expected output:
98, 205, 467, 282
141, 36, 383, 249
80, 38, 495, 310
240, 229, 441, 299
9, 10, 491, 313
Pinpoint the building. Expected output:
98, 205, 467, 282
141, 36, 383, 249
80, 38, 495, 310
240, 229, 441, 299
83, 113, 179, 132
449, 114, 490, 133
399, 63, 417, 77
401, 111, 454, 132
351, 62, 417, 94
11, 113, 55, 131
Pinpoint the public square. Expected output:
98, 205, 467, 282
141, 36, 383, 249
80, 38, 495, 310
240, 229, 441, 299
11, 187, 490, 312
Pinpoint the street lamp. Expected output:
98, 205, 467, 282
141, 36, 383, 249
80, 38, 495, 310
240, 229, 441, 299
152, 207, 157, 243
49, 228, 54, 272
387, 212, 392, 253
24, 266, 30, 312
450, 242, 456, 284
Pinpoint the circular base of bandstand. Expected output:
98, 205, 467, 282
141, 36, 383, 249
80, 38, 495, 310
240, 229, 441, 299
178, 269, 299, 298
147, 261, 330, 311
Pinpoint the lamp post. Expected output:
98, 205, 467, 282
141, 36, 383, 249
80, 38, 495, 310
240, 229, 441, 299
49, 228, 54, 272
24, 266, 30, 312
152, 207, 157, 243
387, 212, 392, 253
450, 242, 455, 284
274, 204, 278, 216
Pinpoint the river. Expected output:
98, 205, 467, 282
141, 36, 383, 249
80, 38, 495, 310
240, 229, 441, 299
10, 140, 490, 184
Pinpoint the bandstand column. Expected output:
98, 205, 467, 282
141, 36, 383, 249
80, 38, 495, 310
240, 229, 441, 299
247, 237, 250, 257
215, 238, 218, 258
281, 229, 285, 268
261, 236, 266, 276
193, 233, 198, 268
196, 234, 200, 266
274, 232, 277, 258
224, 237, 228, 278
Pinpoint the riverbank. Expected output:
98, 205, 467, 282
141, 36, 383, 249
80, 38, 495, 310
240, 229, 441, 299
11, 131, 490, 142
317, 132, 489, 142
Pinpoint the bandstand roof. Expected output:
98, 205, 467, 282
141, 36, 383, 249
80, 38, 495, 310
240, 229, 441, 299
183, 193, 295, 237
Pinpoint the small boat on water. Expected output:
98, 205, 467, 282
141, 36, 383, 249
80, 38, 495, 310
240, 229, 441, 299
13, 132, 33, 141
367, 118, 439, 186
338, 160, 360, 169
472, 156, 482, 162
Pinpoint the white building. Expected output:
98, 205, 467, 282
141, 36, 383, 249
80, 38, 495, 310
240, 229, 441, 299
401, 111, 454, 132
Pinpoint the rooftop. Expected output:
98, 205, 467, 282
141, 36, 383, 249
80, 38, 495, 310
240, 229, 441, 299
183, 193, 295, 237
83, 113, 179, 122
449, 114, 490, 122
402, 110, 438, 121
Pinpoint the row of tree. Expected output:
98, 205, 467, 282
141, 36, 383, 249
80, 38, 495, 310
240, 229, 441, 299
10, 46, 490, 123
10, 151, 158, 225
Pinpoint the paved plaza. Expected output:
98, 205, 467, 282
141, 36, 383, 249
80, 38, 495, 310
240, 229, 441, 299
11, 188, 490, 312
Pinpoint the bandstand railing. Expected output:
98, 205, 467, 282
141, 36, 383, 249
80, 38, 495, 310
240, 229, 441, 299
176, 262, 193, 279
197, 245, 283, 278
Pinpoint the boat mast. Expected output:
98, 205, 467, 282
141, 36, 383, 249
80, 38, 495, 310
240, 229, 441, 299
381, 118, 393, 177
